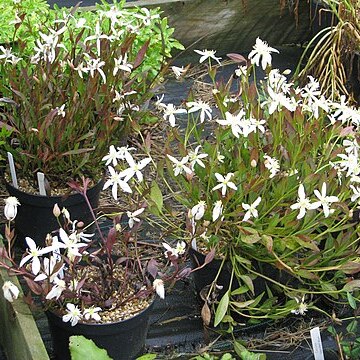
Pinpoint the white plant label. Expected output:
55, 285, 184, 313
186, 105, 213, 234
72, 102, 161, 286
310, 326, 324, 360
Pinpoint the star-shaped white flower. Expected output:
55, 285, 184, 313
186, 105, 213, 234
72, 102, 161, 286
194, 49, 222, 65
103, 166, 132, 200
19, 237, 54, 275
162, 103, 187, 127
62, 303, 82, 327
312, 182, 339, 218
248, 37, 279, 70
290, 184, 312, 219
242, 197, 261, 222
188, 145, 208, 170
83, 306, 102, 322
216, 111, 245, 138
212, 172, 237, 197
186, 101, 212, 123
126, 208, 145, 228
120, 153, 152, 183
167, 155, 192, 176
102, 145, 121, 166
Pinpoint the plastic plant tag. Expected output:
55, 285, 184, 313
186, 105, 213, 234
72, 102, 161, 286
310, 326, 324, 360
7, 152, 18, 188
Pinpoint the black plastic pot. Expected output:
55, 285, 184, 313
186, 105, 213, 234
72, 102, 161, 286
189, 247, 235, 296
5, 179, 104, 247
46, 299, 155, 360
189, 247, 292, 298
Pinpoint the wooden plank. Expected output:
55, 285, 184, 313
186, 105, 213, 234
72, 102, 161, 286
0, 240, 49, 360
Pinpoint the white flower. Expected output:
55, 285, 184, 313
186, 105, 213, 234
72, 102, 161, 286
290, 184, 312, 220
133, 7, 160, 26
264, 155, 280, 178
102, 145, 121, 166
248, 37, 279, 70
264, 86, 297, 114
56, 228, 88, 261
103, 166, 132, 200
350, 185, 360, 203
84, 22, 110, 57
188, 145, 208, 169
126, 208, 145, 228
85, 57, 107, 84
217, 152, 225, 163
194, 49, 222, 65
162, 241, 186, 258
62, 303, 82, 326
291, 296, 308, 316
113, 54, 133, 75
162, 103, 187, 127
242, 197, 261, 222
312, 182, 339, 218
235, 65, 248, 77
212, 200, 223, 222
167, 155, 192, 176
153, 279, 165, 299
56, 104, 66, 117
34, 256, 64, 282
119, 153, 152, 182
19, 237, 54, 275
45, 277, 66, 300
83, 307, 102, 322
2, 281, 19, 302
171, 66, 186, 79
191, 201, 206, 221
212, 172, 237, 197
186, 101, 212, 123
175, 241, 186, 255
4, 196, 20, 221
216, 111, 245, 138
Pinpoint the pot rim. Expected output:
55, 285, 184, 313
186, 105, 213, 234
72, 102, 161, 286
46, 295, 156, 329
5, 177, 104, 201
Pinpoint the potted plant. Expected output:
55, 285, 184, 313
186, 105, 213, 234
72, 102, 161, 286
153, 38, 360, 327
1, 143, 191, 360
0, 0, 182, 244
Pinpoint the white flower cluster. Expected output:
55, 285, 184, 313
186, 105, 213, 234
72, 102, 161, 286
102, 146, 151, 200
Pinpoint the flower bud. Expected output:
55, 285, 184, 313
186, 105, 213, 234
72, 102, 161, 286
62, 207, 71, 221
4, 197, 20, 221
2, 281, 19, 302
250, 159, 257, 168
153, 279, 165, 299
53, 203, 61, 217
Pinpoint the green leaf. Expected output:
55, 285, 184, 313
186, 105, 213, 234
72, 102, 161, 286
346, 319, 358, 334
136, 354, 157, 360
343, 280, 360, 292
69, 336, 112, 360
214, 290, 230, 327
150, 181, 163, 213
347, 292, 357, 310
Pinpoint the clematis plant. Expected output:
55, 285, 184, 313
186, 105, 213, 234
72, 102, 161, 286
0, 147, 192, 326
0, 0, 181, 190
154, 38, 360, 323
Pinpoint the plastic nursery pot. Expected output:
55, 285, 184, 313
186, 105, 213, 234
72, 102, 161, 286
46, 298, 155, 360
5, 178, 104, 247
188, 247, 237, 297
189, 247, 292, 298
